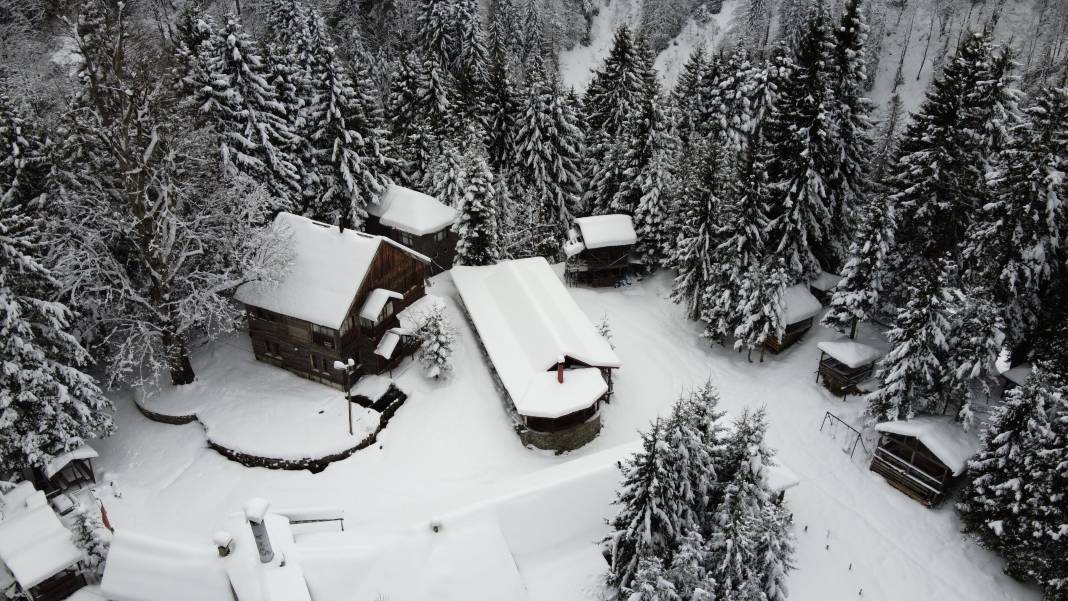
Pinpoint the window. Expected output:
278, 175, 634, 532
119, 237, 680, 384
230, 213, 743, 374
399, 233, 414, 246
358, 316, 375, 329
342, 315, 355, 334
252, 307, 276, 322
265, 340, 282, 358
310, 353, 330, 373
433, 230, 447, 242
287, 324, 311, 342
381, 301, 395, 320
311, 324, 336, 349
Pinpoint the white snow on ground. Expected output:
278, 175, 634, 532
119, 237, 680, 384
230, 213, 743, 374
559, 0, 643, 92
94, 271, 1040, 601
653, 0, 741, 88
136, 336, 381, 460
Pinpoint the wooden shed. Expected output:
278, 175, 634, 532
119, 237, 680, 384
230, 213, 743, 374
765, 285, 822, 353
870, 417, 979, 506
18, 445, 98, 500
0, 482, 87, 601
365, 184, 457, 275
816, 338, 884, 398
452, 258, 621, 452
235, 213, 430, 388
563, 215, 638, 287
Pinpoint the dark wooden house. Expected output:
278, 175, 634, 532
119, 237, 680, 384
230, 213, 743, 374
816, 338, 884, 398
453, 258, 621, 452
870, 417, 978, 506
564, 215, 638, 287
765, 284, 823, 353
235, 213, 430, 389
365, 184, 457, 275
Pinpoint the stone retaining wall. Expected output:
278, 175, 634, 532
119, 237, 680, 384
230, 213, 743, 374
135, 388, 408, 472
518, 415, 603, 454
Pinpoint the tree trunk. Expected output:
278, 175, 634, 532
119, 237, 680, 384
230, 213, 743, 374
168, 338, 196, 385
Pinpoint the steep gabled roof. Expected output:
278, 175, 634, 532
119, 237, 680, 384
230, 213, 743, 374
452, 258, 620, 419
235, 213, 428, 329
368, 184, 457, 236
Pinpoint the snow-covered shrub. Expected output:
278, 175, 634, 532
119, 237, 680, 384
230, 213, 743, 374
415, 300, 456, 379
597, 314, 615, 349
73, 502, 112, 581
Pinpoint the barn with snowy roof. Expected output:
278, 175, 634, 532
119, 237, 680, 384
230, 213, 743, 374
563, 214, 638, 287
870, 416, 980, 506
234, 213, 430, 387
365, 184, 457, 275
452, 257, 621, 451
765, 284, 823, 353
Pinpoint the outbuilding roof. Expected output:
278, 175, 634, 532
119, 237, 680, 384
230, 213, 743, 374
810, 271, 843, 293
451, 258, 620, 419
875, 417, 980, 476
783, 284, 822, 325
817, 338, 885, 369
0, 496, 84, 590
574, 215, 637, 250
43, 444, 98, 480
101, 530, 232, 601
234, 213, 429, 330
368, 184, 456, 236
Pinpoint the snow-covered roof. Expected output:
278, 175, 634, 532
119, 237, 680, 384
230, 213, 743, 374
574, 215, 637, 250
224, 508, 310, 601
563, 238, 586, 258
359, 289, 403, 321
783, 284, 822, 324
0, 502, 84, 589
375, 332, 401, 359
393, 294, 442, 335
765, 462, 800, 494
810, 271, 843, 292
368, 184, 456, 236
875, 417, 980, 476
234, 213, 429, 330
43, 444, 98, 480
1000, 363, 1033, 386
452, 257, 621, 419
817, 338, 885, 369
101, 530, 232, 601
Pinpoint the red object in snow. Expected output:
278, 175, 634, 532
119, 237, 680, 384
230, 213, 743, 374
557, 355, 565, 384
100, 501, 113, 532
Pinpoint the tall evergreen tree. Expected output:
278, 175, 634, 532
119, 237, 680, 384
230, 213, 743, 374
957, 368, 1068, 599
485, 11, 522, 172
629, 555, 683, 601
193, 14, 301, 209
822, 194, 893, 338
732, 258, 788, 359
0, 94, 113, 474
453, 142, 501, 266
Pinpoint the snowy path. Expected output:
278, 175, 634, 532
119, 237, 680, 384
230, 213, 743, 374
93, 272, 1039, 600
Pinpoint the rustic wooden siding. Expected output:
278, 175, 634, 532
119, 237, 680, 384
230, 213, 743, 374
366, 216, 456, 275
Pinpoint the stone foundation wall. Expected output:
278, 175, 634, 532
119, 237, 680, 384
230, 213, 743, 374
518, 416, 602, 454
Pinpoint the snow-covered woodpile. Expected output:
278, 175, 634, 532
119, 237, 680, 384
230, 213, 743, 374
234, 213, 430, 386
365, 184, 458, 274
453, 258, 620, 450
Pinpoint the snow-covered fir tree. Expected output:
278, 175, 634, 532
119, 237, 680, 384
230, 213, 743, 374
627, 100, 676, 268
964, 84, 1068, 351
513, 67, 584, 256
666, 531, 715, 601
763, 2, 837, 281
0, 93, 114, 475
415, 300, 456, 379
453, 142, 501, 266
416, 0, 488, 124
732, 258, 788, 359
72, 503, 112, 580
485, 12, 522, 172
822, 194, 893, 338
191, 13, 301, 210
423, 138, 469, 208
957, 367, 1068, 599
628, 555, 682, 601
597, 314, 615, 349
605, 418, 676, 591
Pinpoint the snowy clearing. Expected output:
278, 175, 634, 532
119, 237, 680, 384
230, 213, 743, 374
92, 270, 1039, 601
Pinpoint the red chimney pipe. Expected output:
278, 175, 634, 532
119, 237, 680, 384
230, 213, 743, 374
557, 355, 565, 384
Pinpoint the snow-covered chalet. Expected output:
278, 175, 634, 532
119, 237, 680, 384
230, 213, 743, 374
235, 212, 430, 388
365, 184, 458, 275
453, 257, 621, 451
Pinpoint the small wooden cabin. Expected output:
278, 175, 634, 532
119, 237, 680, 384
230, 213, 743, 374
816, 338, 884, 398
0, 482, 87, 601
809, 271, 842, 305
18, 445, 98, 499
365, 184, 457, 275
564, 215, 638, 287
235, 213, 430, 388
453, 257, 621, 452
765, 285, 822, 353
870, 417, 978, 506
999, 362, 1033, 397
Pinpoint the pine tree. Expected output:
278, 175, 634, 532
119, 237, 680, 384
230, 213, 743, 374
822, 194, 893, 338
965, 84, 1068, 349
423, 138, 468, 208
194, 14, 301, 209
453, 143, 501, 266
415, 300, 456, 379
763, 3, 837, 281
605, 418, 676, 591
485, 12, 522, 172
514, 69, 584, 255
416, 0, 488, 123
748, 497, 795, 601
865, 267, 958, 422
597, 314, 615, 349
72, 503, 112, 580
672, 49, 709, 150
628, 555, 682, 601
957, 367, 1068, 599
628, 103, 676, 267
302, 9, 394, 229
666, 531, 715, 600
0, 94, 114, 475
732, 258, 788, 359
829, 0, 876, 264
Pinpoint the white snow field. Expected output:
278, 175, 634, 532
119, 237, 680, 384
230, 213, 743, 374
92, 271, 1040, 601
